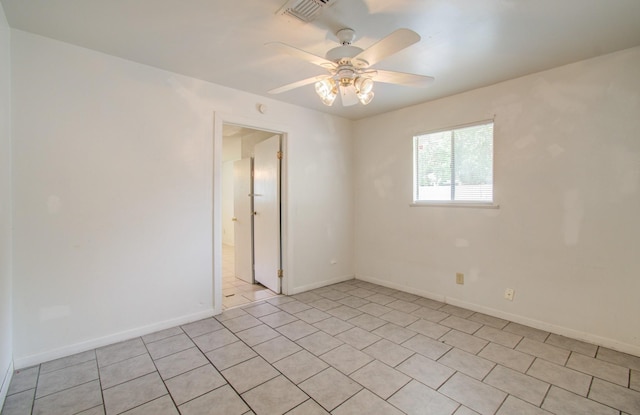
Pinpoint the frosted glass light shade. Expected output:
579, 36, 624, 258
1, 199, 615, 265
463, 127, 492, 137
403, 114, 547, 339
315, 79, 337, 106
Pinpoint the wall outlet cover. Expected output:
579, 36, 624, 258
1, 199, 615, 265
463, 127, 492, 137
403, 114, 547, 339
504, 288, 515, 301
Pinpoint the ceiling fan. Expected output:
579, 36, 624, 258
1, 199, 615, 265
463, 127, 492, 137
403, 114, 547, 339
266, 28, 434, 107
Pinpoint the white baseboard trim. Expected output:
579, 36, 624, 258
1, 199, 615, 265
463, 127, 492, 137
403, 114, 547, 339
356, 275, 446, 303
356, 275, 640, 357
444, 297, 640, 357
0, 360, 14, 411
289, 275, 355, 295
14, 309, 216, 370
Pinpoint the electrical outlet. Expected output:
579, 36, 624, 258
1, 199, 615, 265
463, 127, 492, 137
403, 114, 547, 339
504, 288, 515, 301
456, 273, 464, 285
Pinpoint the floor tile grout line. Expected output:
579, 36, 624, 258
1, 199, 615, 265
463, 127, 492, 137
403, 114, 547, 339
475, 339, 494, 357
73, 403, 104, 415
138, 334, 182, 414
37, 354, 96, 376
512, 333, 527, 352
32, 377, 99, 406
155, 359, 210, 383
538, 381, 553, 410
28, 365, 41, 415
479, 360, 498, 383
165, 383, 226, 410
94, 356, 107, 415
295, 365, 366, 413
490, 391, 509, 415
97, 350, 146, 372
482, 362, 554, 408
586, 373, 596, 399
97, 350, 148, 371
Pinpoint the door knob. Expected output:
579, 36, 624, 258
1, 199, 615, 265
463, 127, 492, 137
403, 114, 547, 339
253, 211, 258, 216
232, 217, 238, 222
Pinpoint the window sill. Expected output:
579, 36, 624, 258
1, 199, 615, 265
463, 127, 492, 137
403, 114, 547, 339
410, 202, 500, 209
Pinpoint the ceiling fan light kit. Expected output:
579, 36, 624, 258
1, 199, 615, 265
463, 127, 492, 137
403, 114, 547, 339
314, 75, 374, 106
267, 27, 434, 107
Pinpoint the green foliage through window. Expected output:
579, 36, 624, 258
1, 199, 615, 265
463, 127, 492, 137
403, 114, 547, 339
414, 122, 493, 202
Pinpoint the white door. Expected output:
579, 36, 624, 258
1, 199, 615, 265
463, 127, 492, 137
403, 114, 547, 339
253, 135, 281, 293
233, 158, 253, 283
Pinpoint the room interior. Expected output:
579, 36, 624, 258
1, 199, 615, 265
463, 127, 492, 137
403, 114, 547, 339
1, 0, 639, 414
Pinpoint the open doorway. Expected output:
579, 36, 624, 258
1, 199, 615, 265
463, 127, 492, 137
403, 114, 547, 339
221, 123, 282, 309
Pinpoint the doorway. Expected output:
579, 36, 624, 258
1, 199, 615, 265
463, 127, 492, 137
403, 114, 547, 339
220, 123, 283, 309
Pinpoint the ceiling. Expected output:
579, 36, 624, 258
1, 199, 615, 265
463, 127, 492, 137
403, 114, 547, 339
2, 0, 640, 120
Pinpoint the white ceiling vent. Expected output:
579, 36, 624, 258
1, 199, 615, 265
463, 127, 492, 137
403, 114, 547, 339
277, 0, 336, 23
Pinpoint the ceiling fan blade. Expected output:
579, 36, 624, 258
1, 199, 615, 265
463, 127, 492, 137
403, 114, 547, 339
374, 69, 434, 87
268, 75, 330, 94
353, 29, 420, 67
266, 42, 337, 69
340, 85, 359, 106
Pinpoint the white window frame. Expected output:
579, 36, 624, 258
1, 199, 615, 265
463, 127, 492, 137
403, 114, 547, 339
411, 120, 499, 209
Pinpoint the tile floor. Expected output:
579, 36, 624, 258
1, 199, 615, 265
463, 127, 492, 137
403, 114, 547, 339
3, 279, 640, 415
222, 244, 278, 309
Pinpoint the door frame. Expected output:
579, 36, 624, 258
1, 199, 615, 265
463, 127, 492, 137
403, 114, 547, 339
213, 112, 288, 314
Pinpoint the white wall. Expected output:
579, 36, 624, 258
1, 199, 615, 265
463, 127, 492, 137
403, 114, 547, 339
354, 46, 640, 355
0, 3, 13, 407
11, 29, 354, 367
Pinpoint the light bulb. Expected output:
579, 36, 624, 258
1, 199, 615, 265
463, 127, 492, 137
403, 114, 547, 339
315, 79, 337, 106
358, 91, 374, 105
355, 77, 373, 94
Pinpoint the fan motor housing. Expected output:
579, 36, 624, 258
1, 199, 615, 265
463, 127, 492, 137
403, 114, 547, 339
326, 45, 364, 63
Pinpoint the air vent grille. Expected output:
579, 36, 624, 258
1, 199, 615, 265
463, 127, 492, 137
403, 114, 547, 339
277, 0, 336, 23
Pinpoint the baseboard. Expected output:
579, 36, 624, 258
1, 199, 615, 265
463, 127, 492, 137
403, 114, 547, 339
444, 297, 640, 357
14, 309, 215, 370
356, 275, 446, 303
356, 275, 640, 358
289, 274, 355, 295
0, 360, 14, 411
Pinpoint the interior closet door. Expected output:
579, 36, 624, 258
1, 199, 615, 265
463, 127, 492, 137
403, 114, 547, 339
233, 158, 253, 283
253, 135, 281, 293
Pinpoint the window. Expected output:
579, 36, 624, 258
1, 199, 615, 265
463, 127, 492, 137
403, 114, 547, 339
413, 121, 494, 204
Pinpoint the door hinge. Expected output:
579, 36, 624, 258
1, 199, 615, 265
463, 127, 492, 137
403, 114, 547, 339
277, 269, 283, 278
277, 151, 283, 160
